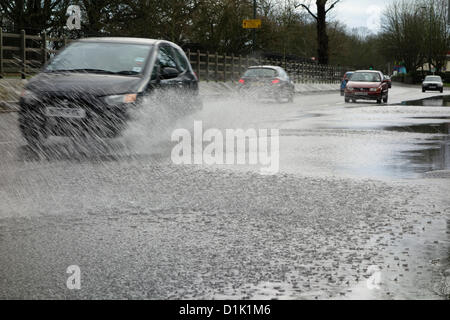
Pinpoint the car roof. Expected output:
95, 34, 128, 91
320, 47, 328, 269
248, 65, 285, 71
354, 70, 381, 73
78, 37, 166, 46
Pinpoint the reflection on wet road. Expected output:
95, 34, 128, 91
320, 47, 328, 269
401, 95, 450, 107
0, 85, 449, 300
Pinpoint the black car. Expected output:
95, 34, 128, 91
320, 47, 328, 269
237, 66, 295, 103
19, 37, 201, 147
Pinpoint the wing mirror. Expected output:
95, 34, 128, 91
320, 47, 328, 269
161, 67, 180, 80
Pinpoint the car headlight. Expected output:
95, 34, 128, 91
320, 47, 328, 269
20, 89, 40, 103
103, 93, 137, 105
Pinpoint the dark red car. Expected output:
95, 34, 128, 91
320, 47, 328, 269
344, 70, 389, 104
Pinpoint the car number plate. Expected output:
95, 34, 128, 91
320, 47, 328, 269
45, 107, 86, 118
355, 92, 368, 96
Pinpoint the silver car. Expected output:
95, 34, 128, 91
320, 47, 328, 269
422, 75, 444, 93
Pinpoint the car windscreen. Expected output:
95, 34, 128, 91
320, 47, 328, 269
425, 76, 442, 82
349, 72, 381, 82
243, 68, 278, 78
45, 42, 153, 75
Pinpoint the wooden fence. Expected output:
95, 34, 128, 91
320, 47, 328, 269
0, 29, 66, 78
0, 30, 350, 83
186, 50, 349, 83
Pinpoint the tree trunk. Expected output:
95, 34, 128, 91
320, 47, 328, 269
316, 1, 329, 65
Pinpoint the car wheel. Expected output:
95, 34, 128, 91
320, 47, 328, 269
19, 113, 47, 150
345, 97, 350, 103
376, 99, 382, 104
440, 88, 444, 93
21, 126, 46, 150
422, 88, 426, 92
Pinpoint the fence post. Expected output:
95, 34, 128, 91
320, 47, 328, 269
215, 52, 218, 82
196, 50, 201, 81
238, 55, 242, 78
206, 51, 209, 82
231, 53, 235, 81
223, 54, 226, 82
41, 32, 47, 66
21, 29, 26, 79
0, 29, 3, 78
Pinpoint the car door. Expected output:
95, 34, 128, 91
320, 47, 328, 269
155, 44, 182, 92
152, 43, 199, 111
171, 45, 198, 93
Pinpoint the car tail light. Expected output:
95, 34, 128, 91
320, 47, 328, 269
239, 79, 245, 84
272, 79, 280, 84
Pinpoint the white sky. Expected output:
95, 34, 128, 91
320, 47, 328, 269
329, 0, 393, 33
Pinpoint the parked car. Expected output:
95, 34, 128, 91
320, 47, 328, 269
344, 70, 389, 104
19, 37, 201, 148
422, 75, 444, 93
384, 75, 392, 88
340, 71, 354, 96
237, 66, 295, 103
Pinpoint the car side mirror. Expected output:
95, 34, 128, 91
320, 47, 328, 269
161, 67, 180, 80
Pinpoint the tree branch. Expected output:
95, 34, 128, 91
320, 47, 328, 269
325, 0, 340, 14
295, 3, 318, 20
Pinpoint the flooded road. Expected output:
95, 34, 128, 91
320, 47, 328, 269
0, 85, 449, 299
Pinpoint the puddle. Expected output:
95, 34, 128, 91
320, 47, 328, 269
401, 95, 450, 107
384, 122, 450, 135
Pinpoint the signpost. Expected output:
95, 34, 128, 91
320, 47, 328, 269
242, 19, 262, 29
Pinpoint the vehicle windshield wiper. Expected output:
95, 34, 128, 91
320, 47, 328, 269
113, 70, 140, 75
45, 69, 116, 74
45, 69, 140, 76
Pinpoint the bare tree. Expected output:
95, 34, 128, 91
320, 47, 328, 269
379, 0, 449, 75
295, 0, 341, 64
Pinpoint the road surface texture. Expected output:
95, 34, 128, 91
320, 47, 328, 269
0, 84, 449, 299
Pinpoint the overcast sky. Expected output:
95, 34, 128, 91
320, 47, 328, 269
329, 0, 393, 33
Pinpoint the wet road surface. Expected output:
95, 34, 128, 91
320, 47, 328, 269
0, 85, 449, 299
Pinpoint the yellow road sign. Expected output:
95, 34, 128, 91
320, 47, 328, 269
243, 19, 261, 29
